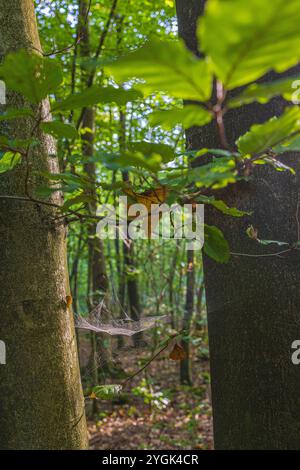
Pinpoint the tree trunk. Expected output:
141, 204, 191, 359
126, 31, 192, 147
70, 225, 84, 315
119, 110, 143, 344
78, 0, 111, 387
168, 241, 180, 330
176, 0, 300, 450
124, 243, 143, 348
0, 0, 88, 449
180, 250, 194, 385
196, 281, 205, 320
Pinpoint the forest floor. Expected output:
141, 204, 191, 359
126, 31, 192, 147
85, 348, 213, 450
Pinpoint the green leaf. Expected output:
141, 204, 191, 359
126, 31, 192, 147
127, 141, 174, 164
228, 77, 300, 108
160, 157, 237, 189
0, 50, 62, 103
199, 0, 300, 89
100, 150, 162, 173
52, 85, 142, 112
107, 38, 212, 101
246, 227, 289, 246
188, 157, 237, 188
62, 194, 93, 210
0, 137, 38, 155
40, 121, 78, 139
253, 157, 295, 174
0, 151, 21, 174
204, 224, 230, 263
101, 181, 128, 191
211, 200, 249, 217
34, 185, 59, 199
237, 107, 300, 155
273, 135, 300, 153
150, 105, 212, 130
196, 148, 237, 158
91, 384, 122, 400
39, 172, 91, 192
257, 238, 289, 247
0, 108, 34, 121
198, 196, 250, 217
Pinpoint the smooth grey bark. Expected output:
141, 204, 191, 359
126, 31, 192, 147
176, 0, 300, 449
0, 0, 88, 449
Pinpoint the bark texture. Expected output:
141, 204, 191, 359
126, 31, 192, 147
78, 0, 112, 386
119, 111, 143, 344
180, 250, 195, 385
0, 0, 88, 449
176, 0, 300, 449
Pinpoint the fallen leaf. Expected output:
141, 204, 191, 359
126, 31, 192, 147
169, 343, 186, 361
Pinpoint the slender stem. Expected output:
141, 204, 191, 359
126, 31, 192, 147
230, 248, 292, 258
122, 332, 182, 386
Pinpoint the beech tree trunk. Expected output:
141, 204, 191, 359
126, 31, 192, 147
0, 0, 88, 449
176, 0, 300, 449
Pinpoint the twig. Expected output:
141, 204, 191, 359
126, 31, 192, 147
122, 332, 182, 386
0, 194, 60, 209
0, 195, 105, 224
230, 248, 292, 258
31, 1, 92, 58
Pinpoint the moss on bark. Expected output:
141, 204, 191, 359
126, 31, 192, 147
0, 0, 88, 450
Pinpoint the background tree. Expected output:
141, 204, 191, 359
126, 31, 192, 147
180, 249, 195, 385
176, 0, 300, 449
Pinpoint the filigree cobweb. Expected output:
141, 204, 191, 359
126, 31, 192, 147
75, 278, 167, 336
75, 280, 169, 383
76, 297, 164, 336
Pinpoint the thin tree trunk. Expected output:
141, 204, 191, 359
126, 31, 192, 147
0, 0, 87, 449
176, 0, 300, 449
119, 109, 143, 343
180, 250, 194, 385
70, 225, 85, 315
79, 0, 112, 386
169, 240, 180, 329
196, 281, 205, 320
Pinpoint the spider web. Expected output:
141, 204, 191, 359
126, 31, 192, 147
75, 282, 166, 337
75, 277, 169, 382
76, 305, 164, 336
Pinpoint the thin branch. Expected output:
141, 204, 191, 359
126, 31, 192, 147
0, 195, 60, 209
0, 195, 105, 224
31, 1, 93, 58
121, 332, 182, 386
230, 249, 292, 258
